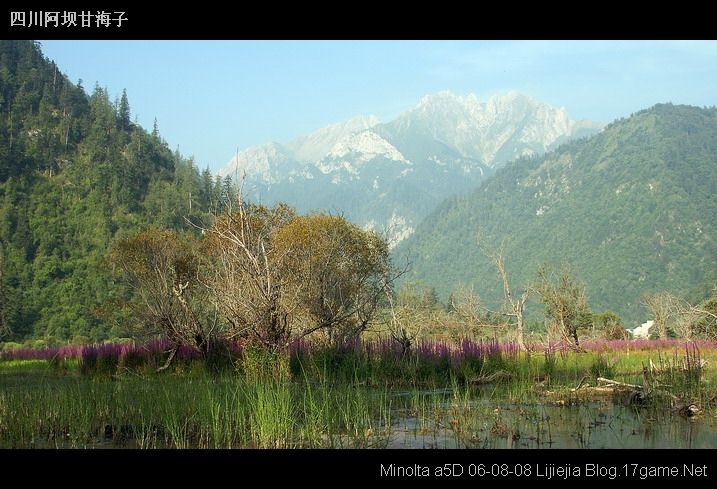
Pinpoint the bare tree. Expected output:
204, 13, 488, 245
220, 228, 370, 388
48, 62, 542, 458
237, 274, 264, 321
383, 284, 416, 357
449, 285, 489, 338
641, 288, 717, 340
672, 304, 701, 340
642, 292, 678, 339
671, 291, 717, 340
687, 285, 717, 339
691, 309, 717, 340
447, 285, 510, 340
478, 239, 530, 350
200, 202, 298, 352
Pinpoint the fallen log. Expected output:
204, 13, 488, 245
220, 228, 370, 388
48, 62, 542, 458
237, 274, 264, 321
597, 377, 643, 390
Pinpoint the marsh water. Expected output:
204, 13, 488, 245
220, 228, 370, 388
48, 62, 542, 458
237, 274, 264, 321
385, 390, 717, 449
4, 368, 717, 449
40, 399, 717, 449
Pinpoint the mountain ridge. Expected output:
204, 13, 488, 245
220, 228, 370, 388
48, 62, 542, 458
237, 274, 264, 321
219, 90, 602, 246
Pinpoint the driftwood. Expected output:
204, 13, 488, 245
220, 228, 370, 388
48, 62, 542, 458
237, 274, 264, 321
596, 377, 643, 390
560, 377, 647, 404
470, 370, 514, 385
552, 375, 703, 416
595, 377, 702, 415
156, 346, 177, 373
596, 377, 647, 405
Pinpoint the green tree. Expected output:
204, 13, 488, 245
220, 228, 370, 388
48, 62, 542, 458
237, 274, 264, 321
117, 88, 130, 131
273, 213, 393, 344
0, 41, 209, 343
0, 243, 9, 339
151, 117, 160, 139
534, 265, 592, 349
111, 228, 218, 367
592, 311, 627, 340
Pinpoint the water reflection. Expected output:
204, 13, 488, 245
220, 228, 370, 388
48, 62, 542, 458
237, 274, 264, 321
387, 394, 717, 449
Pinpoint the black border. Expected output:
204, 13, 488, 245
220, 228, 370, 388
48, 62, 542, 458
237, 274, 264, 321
3, 449, 715, 484
1, 4, 715, 40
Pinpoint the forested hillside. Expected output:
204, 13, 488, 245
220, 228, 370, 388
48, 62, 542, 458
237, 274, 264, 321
397, 104, 717, 325
0, 41, 226, 343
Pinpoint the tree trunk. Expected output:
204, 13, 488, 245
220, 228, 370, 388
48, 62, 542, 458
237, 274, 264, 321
516, 306, 525, 350
156, 346, 178, 372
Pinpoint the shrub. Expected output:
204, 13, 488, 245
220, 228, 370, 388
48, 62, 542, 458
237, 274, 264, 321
589, 353, 615, 379
0, 342, 23, 352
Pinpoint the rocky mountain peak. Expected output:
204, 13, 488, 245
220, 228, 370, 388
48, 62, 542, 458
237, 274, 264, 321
218, 90, 602, 247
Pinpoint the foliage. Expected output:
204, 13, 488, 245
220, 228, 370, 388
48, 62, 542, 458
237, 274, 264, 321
273, 213, 392, 344
592, 311, 628, 340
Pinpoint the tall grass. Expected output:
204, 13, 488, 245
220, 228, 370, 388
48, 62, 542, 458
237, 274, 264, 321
0, 362, 399, 449
2, 337, 717, 448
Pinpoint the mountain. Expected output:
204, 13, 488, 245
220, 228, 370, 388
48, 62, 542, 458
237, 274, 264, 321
378, 91, 600, 165
220, 91, 601, 247
395, 104, 717, 324
285, 115, 379, 163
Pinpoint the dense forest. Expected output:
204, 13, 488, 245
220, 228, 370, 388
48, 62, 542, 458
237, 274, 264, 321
0, 40, 230, 344
397, 103, 717, 325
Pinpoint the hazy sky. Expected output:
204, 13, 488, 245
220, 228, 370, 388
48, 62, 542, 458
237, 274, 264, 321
39, 40, 717, 173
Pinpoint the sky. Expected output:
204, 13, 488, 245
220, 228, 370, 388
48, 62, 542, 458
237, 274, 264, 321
38, 40, 717, 173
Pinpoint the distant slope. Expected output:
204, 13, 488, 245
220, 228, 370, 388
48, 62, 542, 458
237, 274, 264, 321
220, 91, 601, 247
396, 104, 717, 324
